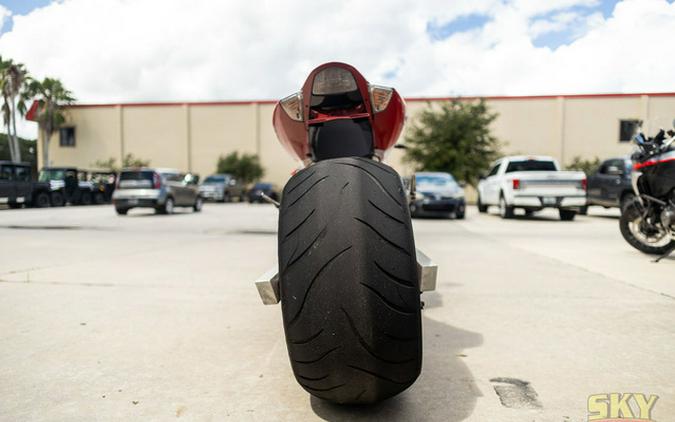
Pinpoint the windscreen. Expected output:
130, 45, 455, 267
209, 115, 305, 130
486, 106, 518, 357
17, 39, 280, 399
505, 160, 556, 173
118, 171, 154, 188
204, 175, 226, 183
416, 174, 456, 186
39, 169, 65, 181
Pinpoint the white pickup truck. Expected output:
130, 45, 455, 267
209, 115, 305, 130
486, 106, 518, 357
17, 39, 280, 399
477, 155, 587, 220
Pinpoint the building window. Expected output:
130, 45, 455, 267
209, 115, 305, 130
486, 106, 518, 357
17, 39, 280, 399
59, 127, 76, 147
619, 120, 641, 142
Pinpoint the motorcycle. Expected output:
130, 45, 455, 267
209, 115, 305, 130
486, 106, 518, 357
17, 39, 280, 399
254, 62, 437, 404
619, 127, 675, 261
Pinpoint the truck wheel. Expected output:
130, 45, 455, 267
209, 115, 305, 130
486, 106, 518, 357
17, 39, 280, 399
620, 201, 674, 255
477, 195, 488, 213
115, 207, 128, 215
278, 157, 422, 405
33, 192, 51, 208
499, 195, 514, 219
80, 192, 92, 206
50, 191, 65, 207
559, 209, 576, 221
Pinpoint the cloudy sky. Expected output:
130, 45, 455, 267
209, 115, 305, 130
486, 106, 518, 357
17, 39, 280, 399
1, 0, 674, 138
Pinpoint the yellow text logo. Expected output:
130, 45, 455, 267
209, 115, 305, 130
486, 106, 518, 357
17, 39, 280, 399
588, 393, 658, 421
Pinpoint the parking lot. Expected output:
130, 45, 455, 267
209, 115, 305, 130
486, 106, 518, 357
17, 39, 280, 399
1, 203, 673, 421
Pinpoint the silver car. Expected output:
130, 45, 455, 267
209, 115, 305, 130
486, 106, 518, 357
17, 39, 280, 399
198, 173, 245, 202
112, 168, 202, 215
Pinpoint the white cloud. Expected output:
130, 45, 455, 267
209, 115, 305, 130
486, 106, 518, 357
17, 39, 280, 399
2, 0, 675, 139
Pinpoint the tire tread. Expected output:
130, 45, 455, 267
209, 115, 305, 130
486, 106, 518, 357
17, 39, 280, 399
279, 157, 421, 404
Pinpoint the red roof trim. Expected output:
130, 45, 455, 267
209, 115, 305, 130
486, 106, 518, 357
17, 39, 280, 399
26, 100, 40, 121
406, 92, 675, 102
65, 92, 675, 109
68, 99, 277, 109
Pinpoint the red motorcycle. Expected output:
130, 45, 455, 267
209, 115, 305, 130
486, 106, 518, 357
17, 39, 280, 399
255, 62, 436, 404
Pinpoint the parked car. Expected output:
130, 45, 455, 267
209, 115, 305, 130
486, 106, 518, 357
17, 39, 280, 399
199, 173, 245, 202
38, 166, 98, 206
247, 182, 281, 203
0, 161, 52, 208
409, 172, 466, 219
112, 168, 202, 215
586, 156, 634, 212
85, 170, 118, 204
477, 155, 586, 220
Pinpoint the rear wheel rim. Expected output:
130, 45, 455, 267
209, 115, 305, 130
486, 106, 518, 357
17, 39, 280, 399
628, 215, 670, 247
499, 197, 506, 217
166, 199, 174, 214
196, 198, 202, 210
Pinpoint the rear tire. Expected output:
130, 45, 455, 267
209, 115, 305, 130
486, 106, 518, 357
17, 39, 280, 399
477, 195, 488, 213
559, 209, 576, 221
50, 191, 65, 207
115, 207, 128, 215
279, 157, 422, 404
157, 197, 174, 215
620, 201, 674, 255
33, 192, 51, 208
499, 195, 514, 219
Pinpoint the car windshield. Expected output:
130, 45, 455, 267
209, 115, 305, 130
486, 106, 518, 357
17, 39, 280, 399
39, 169, 65, 181
120, 171, 154, 181
505, 160, 557, 172
416, 174, 456, 187
204, 175, 226, 183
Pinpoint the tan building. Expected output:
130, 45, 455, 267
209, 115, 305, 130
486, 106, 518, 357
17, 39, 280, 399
33, 92, 675, 189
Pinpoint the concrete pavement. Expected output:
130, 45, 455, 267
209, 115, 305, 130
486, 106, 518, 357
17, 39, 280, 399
0, 204, 673, 421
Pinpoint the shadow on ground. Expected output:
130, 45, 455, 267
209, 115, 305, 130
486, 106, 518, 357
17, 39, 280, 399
124, 210, 196, 217
485, 212, 562, 222
309, 292, 483, 422
583, 214, 620, 220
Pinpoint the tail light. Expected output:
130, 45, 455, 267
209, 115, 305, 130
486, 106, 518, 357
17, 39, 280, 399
512, 179, 521, 190
153, 172, 161, 189
581, 178, 587, 191
312, 67, 357, 95
369, 85, 394, 113
280, 92, 303, 121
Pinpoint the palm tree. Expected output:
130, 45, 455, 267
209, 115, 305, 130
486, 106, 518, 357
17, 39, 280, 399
27, 77, 75, 168
0, 57, 18, 162
1, 58, 30, 163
